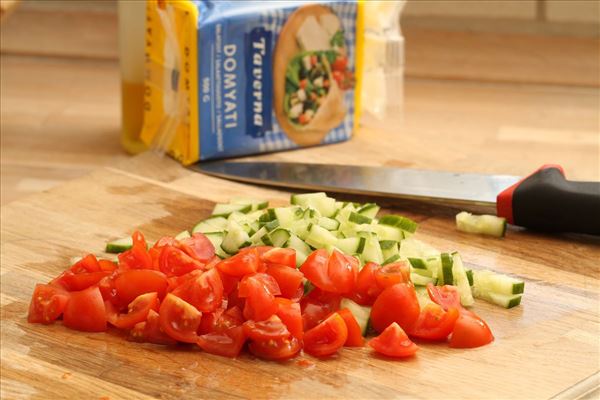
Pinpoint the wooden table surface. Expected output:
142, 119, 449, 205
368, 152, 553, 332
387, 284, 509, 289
1, 6, 600, 398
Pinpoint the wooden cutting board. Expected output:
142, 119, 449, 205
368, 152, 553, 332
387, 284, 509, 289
1, 152, 599, 399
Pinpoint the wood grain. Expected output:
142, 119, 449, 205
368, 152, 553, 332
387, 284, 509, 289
1, 154, 599, 399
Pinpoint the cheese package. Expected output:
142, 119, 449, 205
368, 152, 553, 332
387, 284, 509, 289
141, 0, 364, 164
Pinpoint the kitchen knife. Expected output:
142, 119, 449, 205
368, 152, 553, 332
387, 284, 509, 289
191, 162, 600, 235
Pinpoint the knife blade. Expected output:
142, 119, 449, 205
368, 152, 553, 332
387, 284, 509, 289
190, 161, 600, 235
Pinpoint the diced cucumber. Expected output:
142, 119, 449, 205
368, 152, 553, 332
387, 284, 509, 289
259, 208, 277, 224
286, 233, 312, 267
466, 269, 474, 286
379, 240, 398, 250
372, 224, 404, 242
456, 211, 507, 238
290, 192, 336, 217
230, 197, 269, 211
379, 214, 418, 234
105, 237, 134, 253
274, 207, 302, 229
305, 224, 338, 249
408, 257, 427, 270
336, 237, 365, 255
264, 219, 280, 232
221, 223, 251, 255
472, 270, 525, 296
204, 232, 227, 258
488, 292, 522, 308
192, 216, 228, 234
439, 253, 454, 285
381, 241, 399, 261
349, 212, 372, 225
360, 234, 384, 264
382, 254, 401, 265
357, 203, 380, 219
318, 217, 340, 231
266, 228, 291, 248
451, 253, 474, 307
340, 298, 371, 335
410, 273, 437, 286
212, 203, 252, 217
249, 226, 268, 244
399, 238, 439, 259
174, 230, 191, 240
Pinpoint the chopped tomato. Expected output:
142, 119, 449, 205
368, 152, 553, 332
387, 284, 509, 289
171, 268, 223, 312
197, 325, 246, 358
28, 284, 69, 324
114, 269, 168, 306
248, 336, 302, 361
331, 56, 348, 72
266, 264, 303, 299
154, 236, 178, 248
275, 298, 303, 340
106, 292, 159, 330
118, 232, 153, 270
369, 322, 418, 358
159, 245, 204, 277
426, 283, 462, 311
239, 273, 280, 321
370, 283, 420, 333
310, 54, 318, 66
98, 259, 118, 273
374, 261, 410, 289
303, 312, 348, 357
338, 308, 364, 347
332, 70, 344, 86
408, 303, 459, 341
63, 286, 107, 332
299, 79, 308, 89
179, 233, 215, 263
53, 270, 111, 292
243, 315, 290, 341
300, 288, 341, 331
449, 314, 494, 348
218, 269, 240, 295
216, 306, 244, 331
352, 262, 382, 305
300, 249, 358, 294
70, 254, 101, 273
159, 294, 202, 343
217, 249, 259, 277
198, 309, 224, 335
166, 269, 202, 292
129, 309, 177, 345
262, 248, 296, 269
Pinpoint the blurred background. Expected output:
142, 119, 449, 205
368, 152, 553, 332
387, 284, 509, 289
1, 0, 599, 205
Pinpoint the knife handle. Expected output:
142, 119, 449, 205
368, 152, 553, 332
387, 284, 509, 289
496, 165, 600, 235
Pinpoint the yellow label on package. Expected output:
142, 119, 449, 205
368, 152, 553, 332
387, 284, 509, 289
142, 0, 364, 164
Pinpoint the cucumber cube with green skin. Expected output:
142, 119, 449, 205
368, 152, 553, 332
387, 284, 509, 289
382, 254, 401, 265
440, 253, 454, 285
349, 212, 372, 225
212, 203, 252, 217
357, 203, 380, 219
408, 257, 427, 270
379, 214, 419, 233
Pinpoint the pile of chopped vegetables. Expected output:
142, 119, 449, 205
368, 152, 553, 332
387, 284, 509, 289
28, 193, 524, 360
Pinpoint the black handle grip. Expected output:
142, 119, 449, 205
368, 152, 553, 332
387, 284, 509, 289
497, 166, 600, 235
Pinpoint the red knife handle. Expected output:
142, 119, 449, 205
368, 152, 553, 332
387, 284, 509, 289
496, 165, 600, 235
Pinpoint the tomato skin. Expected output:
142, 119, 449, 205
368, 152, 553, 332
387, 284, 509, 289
275, 298, 303, 340
171, 268, 223, 313
338, 308, 364, 347
408, 304, 459, 341
159, 245, 204, 277
239, 273, 280, 321
370, 283, 420, 333
300, 288, 341, 331
374, 261, 410, 289
159, 294, 202, 343
118, 232, 152, 270
98, 260, 118, 273
198, 309, 224, 335
197, 325, 246, 358
63, 286, 107, 332
353, 262, 382, 305
28, 284, 69, 324
303, 313, 348, 357
217, 249, 259, 277
54, 271, 111, 292
243, 315, 290, 341
369, 322, 418, 358
262, 248, 296, 269
166, 269, 203, 293
106, 292, 159, 330
218, 270, 240, 296
449, 314, 494, 348
300, 250, 358, 294
129, 309, 177, 345
179, 233, 215, 262
266, 264, 303, 299
114, 269, 168, 306
426, 283, 462, 311
332, 56, 348, 72
70, 254, 101, 273
248, 336, 302, 361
